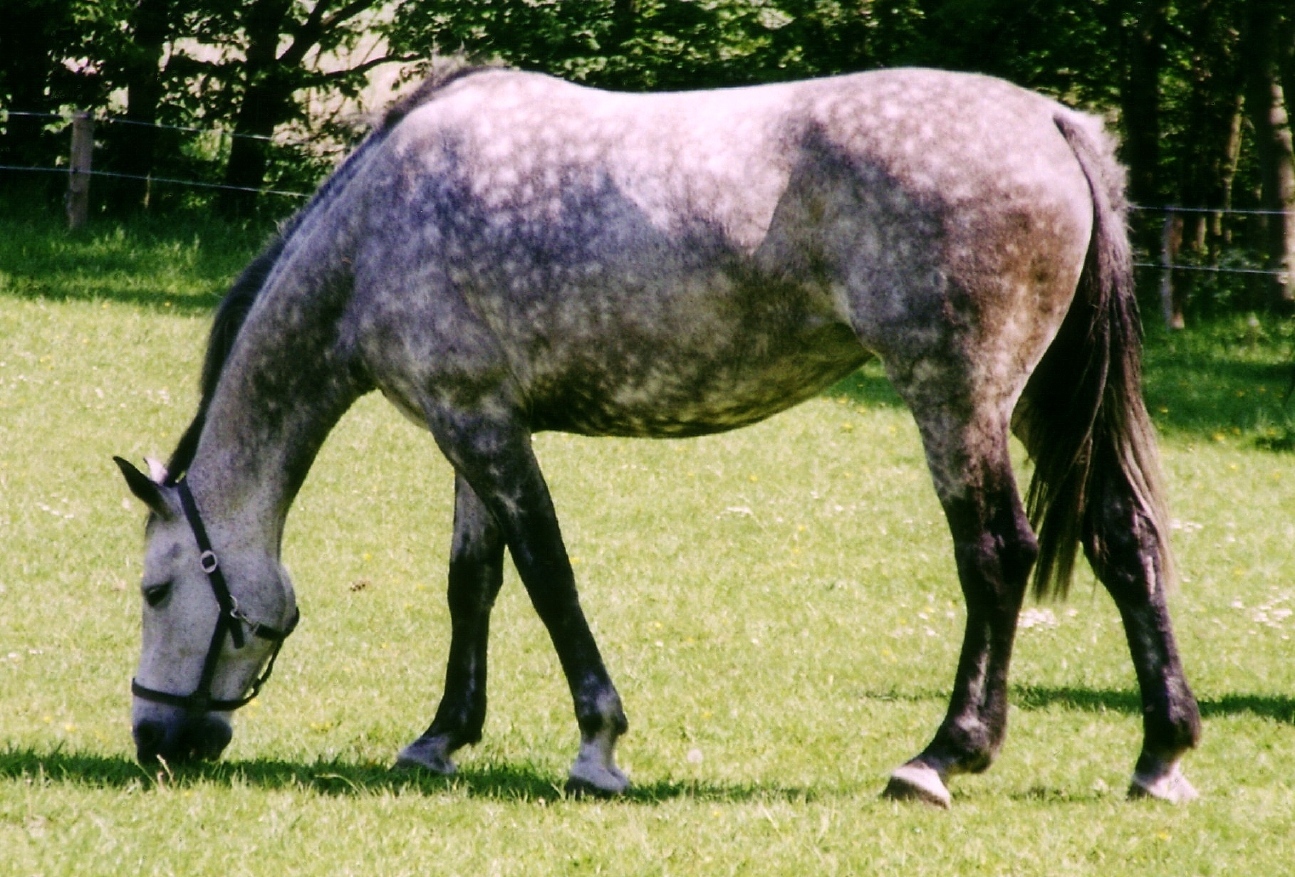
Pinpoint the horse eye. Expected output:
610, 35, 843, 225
143, 582, 172, 608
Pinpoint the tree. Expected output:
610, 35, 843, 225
103, 0, 180, 208
0, 0, 82, 171
201, 0, 415, 215
1240, 0, 1295, 310
1158, 0, 1245, 325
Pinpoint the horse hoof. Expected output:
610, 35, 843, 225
566, 760, 629, 798
564, 774, 628, 799
883, 763, 952, 809
1128, 763, 1198, 803
393, 736, 457, 775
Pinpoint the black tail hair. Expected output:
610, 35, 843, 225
1014, 114, 1173, 598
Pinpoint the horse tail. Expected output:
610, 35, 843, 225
1015, 112, 1172, 599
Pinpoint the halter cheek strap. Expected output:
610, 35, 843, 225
130, 479, 299, 713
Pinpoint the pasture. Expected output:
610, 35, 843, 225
2, 207, 1294, 874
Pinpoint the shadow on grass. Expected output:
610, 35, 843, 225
824, 319, 1295, 449
0, 746, 829, 803
1013, 685, 1295, 725
8, 686, 1289, 798
0, 206, 271, 315
824, 358, 905, 409
1142, 336, 1295, 447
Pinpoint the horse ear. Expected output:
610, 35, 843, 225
114, 456, 175, 520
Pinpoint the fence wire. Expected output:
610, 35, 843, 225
4, 110, 1295, 273
2, 108, 280, 142
1135, 261, 1289, 278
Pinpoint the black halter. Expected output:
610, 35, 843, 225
130, 479, 299, 713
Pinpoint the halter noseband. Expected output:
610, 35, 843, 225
130, 479, 299, 713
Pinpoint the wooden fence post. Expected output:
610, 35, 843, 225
1159, 207, 1185, 330
66, 110, 93, 229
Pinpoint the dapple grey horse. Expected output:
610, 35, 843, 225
116, 65, 1200, 806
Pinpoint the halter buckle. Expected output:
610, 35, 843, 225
199, 549, 219, 574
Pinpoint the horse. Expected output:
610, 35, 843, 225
115, 64, 1201, 806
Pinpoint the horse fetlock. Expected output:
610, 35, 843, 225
575, 686, 628, 739
393, 734, 459, 775
929, 717, 1001, 776
1129, 755, 1198, 804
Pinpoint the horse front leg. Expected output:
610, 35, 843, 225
426, 409, 629, 795
397, 473, 505, 775
1084, 484, 1200, 802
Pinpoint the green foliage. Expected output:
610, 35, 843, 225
3, 0, 1292, 299
1142, 314, 1295, 449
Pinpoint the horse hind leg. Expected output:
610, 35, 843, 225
1083, 473, 1201, 802
397, 473, 505, 775
881, 382, 1038, 807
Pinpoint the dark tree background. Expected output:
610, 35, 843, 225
1, 0, 1292, 313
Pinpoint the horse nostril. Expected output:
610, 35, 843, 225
195, 719, 233, 760
133, 720, 168, 763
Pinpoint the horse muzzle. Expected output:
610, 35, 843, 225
133, 712, 233, 765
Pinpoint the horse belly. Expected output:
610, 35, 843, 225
518, 278, 869, 438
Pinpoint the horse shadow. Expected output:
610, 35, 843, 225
825, 361, 906, 408
0, 746, 821, 803
1012, 685, 1295, 724
5, 688, 1290, 799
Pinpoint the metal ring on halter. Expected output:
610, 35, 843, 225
199, 549, 219, 574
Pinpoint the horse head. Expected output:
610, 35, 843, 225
115, 457, 298, 766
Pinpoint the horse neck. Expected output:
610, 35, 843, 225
185, 291, 360, 552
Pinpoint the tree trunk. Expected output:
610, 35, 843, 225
0, 1, 62, 170
112, 0, 174, 210
1164, 0, 1245, 321
1100, 0, 1170, 258
1119, 0, 1169, 210
215, 0, 383, 215
217, 74, 295, 216
217, 0, 296, 216
611, 0, 638, 48
1242, 0, 1295, 311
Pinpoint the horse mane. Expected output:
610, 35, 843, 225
379, 60, 497, 132
164, 60, 497, 482
164, 231, 291, 481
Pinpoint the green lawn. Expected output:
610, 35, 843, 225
2, 211, 1294, 875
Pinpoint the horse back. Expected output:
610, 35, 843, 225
338, 68, 1098, 435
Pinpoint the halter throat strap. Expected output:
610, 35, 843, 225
130, 479, 298, 713
177, 479, 245, 649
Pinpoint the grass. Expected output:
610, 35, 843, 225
2, 208, 1295, 874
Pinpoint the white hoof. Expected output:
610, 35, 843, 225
394, 736, 458, 775
1129, 763, 1198, 803
566, 729, 629, 797
883, 763, 952, 809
